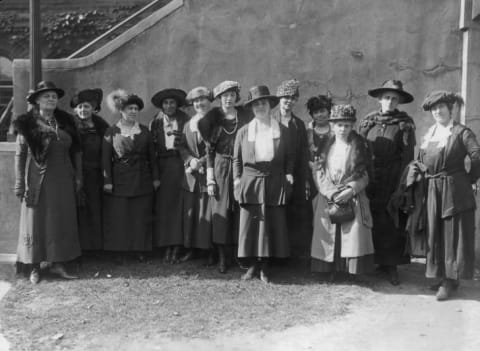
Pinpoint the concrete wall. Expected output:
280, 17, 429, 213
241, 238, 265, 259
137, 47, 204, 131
0, 143, 20, 257
7, 0, 477, 257
13, 0, 462, 139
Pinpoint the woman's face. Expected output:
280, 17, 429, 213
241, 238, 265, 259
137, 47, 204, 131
379, 91, 400, 112
312, 108, 330, 126
36, 91, 58, 111
431, 102, 452, 126
332, 121, 354, 140
252, 98, 271, 118
192, 97, 211, 115
220, 90, 237, 109
279, 96, 297, 113
75, 102, 94, 120
121, 104, 139, 122
162, 98, 178, 116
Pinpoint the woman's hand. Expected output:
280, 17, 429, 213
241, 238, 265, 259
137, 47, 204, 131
333, 187, 354, 203
286, 174, 294, 185
153, 180, 161, 190
207, 183, 216, 197
75, 178, 83, 193
103, 184, 113, 193
305, 181, 311, 200
189, 158, 200, 171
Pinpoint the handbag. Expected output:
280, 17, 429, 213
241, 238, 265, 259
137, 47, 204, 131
327, 199, 355, 224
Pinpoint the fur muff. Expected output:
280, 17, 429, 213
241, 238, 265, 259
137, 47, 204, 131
197, 107, 225, 143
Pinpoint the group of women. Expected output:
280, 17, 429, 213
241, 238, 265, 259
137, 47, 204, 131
12, 78, 480, 301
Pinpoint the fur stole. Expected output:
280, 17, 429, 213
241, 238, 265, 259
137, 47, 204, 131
74, 113, 109, 136
359, 109, 415, 138
13, 108, 81, 165
320, 131, 372, 183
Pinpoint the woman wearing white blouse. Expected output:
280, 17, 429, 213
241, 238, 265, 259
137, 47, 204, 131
232, 85, 294, 283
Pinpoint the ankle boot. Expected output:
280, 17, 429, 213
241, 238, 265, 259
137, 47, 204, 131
259, 259, 270, 283
171, 246, 180, 264
218, 246, 227, 274
163, 247, 172, 264
241, 260, 257, 280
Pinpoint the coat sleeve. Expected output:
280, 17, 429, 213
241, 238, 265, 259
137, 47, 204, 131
102, 129, 114, 185
233, 128, 243, 180
462, 128, 480, 182
14, 134, 28, 197
284, 126, 295, 175
399, 121, 416, 177
317, 169, 340, 201
178, 124, 195, 167
346, 171, 369, 195
147, 130, 160, 182
298, 120, 310, 180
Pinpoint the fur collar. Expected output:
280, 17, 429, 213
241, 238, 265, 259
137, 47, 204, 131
13, 108, 80, 165
320, 131, 372, 183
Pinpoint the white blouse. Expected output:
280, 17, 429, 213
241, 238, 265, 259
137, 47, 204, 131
247, 118, 281, 162
327, 139, 350, 182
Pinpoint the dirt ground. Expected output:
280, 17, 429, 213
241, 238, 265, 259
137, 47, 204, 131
0, 257, 479, 351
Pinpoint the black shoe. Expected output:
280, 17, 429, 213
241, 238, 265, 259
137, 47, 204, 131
387, 266, 400, 286
179, 250, 193, 263
241, 265, 256, 280
163, 247, 172, 264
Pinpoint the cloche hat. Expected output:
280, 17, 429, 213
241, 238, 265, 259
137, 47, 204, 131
244, 85, 279, 108
422, 91, 464, 111
213, 81, 241, 102
70, 88, 103, 111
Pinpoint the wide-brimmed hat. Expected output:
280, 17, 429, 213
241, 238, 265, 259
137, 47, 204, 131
244, 85, 279, 108
328, 104, 356, 122
70, 88, 103, 111
186, 86, 212, 105
368, 79, 414, 104
422, 91, 464, 111
276, 79, 300, 98
27, 81, 65, 104
213, 81, 241, 102
151, 88, 187, 108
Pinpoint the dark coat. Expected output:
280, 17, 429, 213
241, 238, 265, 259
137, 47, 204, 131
419, 123, 480, 217
233, 120, 294, 206
149, 110, 189, 157
178, 118, 208, 192
272, 111, 310, 204
13, 108, 81, 206
102, 124, 159, 197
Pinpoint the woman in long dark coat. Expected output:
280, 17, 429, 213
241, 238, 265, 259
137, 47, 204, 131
197, 81, 252, 271
233, 85, 294, 283
14, 81, 81, 284
71, 89, 109, 252
273, 79, 310, 255
419, 91, 480, 300
150, 88, 189, 263
102, 90, 160, 260
178, 87, 214, 267
358, 80, 415, 285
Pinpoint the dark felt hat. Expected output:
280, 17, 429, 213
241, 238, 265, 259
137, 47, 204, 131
151, 88, 187, 108
368, 79, 414, 104
422, 90, 464, 111
244, 85, 279, 108
122, 94, 144, 110
328, 104, 357, 122
27, 81, 65, 104
70, 88, 103, 111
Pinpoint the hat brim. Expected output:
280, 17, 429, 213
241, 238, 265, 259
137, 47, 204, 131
151, 89, 186, 108
244, 95, 279, 108
328, 117, 356, 123
213, 87, 241, 102
368, 88, 414, 104
27, 88, 65, 104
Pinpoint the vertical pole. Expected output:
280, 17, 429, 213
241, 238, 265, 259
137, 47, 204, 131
29, 0, 42, 89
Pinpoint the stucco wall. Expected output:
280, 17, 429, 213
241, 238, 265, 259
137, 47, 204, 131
13, 0, 462, 139
8, 0, 474, 256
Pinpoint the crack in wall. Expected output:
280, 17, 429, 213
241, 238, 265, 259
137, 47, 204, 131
389, 61, 460, 77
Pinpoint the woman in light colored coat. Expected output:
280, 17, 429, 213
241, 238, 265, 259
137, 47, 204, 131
311, 104, 374, 279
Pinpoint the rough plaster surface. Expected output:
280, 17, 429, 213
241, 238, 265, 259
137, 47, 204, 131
13, 0, 461, 138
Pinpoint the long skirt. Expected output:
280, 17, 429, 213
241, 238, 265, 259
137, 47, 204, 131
372, 209, 410, 266
153, 155, 184, 247
311, 225, 374, 274
183, 188, 212, 250
17, 142, 80, 264
77, 168, 103, 250
238, 204, 289, 258
103, 194, 153, 251
211, 154, 238, 245
426, 207, 475, 280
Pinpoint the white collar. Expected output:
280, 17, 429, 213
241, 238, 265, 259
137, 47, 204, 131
247, 117, 281, 142
421, 120, 454, 149
189, 113, 203, 133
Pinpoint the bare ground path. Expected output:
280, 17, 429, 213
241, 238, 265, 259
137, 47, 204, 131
1, 258, 479, 351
